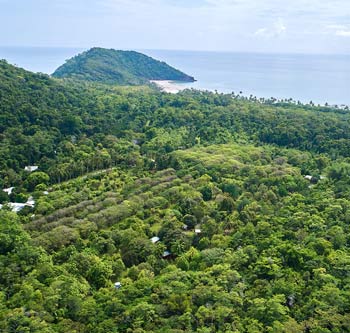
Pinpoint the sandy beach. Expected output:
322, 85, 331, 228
150, 80, 190, 93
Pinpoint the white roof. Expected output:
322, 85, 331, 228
150, 236, 160, 243
195, 229, 202, 234
3, 187, 14, 195
8, 202, 27, 212
24, 166, 38, 172
304, 175, 313, 180
3, 196, 36, 213
26, 196, 35, 206
162, 250, 171, 257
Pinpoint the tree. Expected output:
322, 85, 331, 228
25, 171, 50, 191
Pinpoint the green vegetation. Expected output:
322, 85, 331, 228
52, 47, 195, 85
1, 59, 350, 332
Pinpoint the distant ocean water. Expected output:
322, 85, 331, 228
1, 46, 349, 106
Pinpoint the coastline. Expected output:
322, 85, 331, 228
150, 80, 191, 94
1, 47, 349, 105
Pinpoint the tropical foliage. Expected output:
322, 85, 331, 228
1, 59, 350, 332
52, 47, 195, 84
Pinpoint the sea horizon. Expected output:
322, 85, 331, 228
1, 45, 349, 106
2, 44, 350, 56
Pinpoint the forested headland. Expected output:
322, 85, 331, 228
1, 58, 350, 332
52, 48, 195, 85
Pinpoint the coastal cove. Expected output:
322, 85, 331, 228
2, 0, 350, 331
144, 49, 350, 106
1, 46, 350, 105
150, 80, 190, 93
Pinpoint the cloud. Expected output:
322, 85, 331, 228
204, 0, 246, 6
336, 30, 350, 37
326, 24, 350, 37
254, 18, 286, 38
326, 24, 347, 30
1, 0, 350, 53
255, 28, 269, 37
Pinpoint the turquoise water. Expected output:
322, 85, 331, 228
1, 46, 349, 105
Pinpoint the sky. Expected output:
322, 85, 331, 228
1, 0, 350, 54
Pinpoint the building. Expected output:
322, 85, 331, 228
150, 236, 160, 244
162, 250, 171, 258
3, 187, 14, 195
24, 166, 39, 172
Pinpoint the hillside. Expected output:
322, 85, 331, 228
52, 47, 195, 85
1, 60, 350, 332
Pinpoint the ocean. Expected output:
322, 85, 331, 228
1, 46, 349, 106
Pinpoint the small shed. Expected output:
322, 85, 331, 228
162, 250, 171, 258
26, 196, 35, 206
114, 282, 122, 289
24, 166, 38, 172
195, 228, 202, 234
150, 236, 160, 244
3, 187, 14, 195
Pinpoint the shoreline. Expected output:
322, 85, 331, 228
150, 80, 349, 108
151, 79, 349, 109
150, 80, 192, 94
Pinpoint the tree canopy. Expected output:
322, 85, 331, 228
1, 59, 350, 332
52, 47, 195, 85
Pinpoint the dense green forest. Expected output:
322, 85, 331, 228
1, 59, 350, 332
52, 48, 195, 85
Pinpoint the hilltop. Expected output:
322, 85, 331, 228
52, 47, 195, 85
